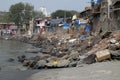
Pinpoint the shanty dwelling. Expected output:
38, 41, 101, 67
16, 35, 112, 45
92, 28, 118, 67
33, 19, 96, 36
99, 0, 120, 33
110, 0, 120, 30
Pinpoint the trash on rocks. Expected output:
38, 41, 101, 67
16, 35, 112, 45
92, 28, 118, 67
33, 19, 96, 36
68, 39, 77, 43
95, 49, 111, 62
80, 35, 88, 40
53, 61, 58, 65
110, 39, 117, 44
115, 42, 120, 49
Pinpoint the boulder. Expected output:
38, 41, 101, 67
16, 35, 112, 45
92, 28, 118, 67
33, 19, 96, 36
110, 50, 120, 60
7, 58, 15, 62
37, 53, 51, 60
57, 60, 70, 68
46, 59, 70, 68
46, 56, 59, 62
68, 50, 80, 62
25, 48, 42, 53
23, 60, 30, 66
28, 60, 37, 68
109, 44, 119, 51
36, 60, 47, 69
61, 54, 69, 59
69, 61, 77, 67
83, 54, 96, 64
45, 63, 53, 68
17, 55, 26, 63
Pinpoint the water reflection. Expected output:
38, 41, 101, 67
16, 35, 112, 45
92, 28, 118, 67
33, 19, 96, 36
0, 40, 34, 70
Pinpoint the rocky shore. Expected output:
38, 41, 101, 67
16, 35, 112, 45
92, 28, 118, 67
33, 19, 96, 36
14, 30, 120, 70
1, 30, 120, 70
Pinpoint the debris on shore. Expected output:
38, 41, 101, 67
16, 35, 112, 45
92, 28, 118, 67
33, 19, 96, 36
15, 30, 120, 70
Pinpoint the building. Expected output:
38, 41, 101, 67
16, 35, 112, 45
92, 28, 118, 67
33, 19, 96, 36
99, 0, 120, 32
40, 6, 50, 17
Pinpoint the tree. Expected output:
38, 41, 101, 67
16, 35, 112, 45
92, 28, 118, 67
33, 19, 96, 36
9, 2, 34, 27
32, 10, 45, 19
51, 10, 79, 19
0, 12, 11, 23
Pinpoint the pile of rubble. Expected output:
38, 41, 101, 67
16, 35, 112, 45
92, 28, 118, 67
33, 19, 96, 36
17, 30, 120, 69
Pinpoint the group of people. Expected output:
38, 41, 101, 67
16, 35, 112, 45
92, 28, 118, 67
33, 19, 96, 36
70, 18, 91, 35
37, 19, 57, 34
36, 18, 91, 38
0, 28, 16, 37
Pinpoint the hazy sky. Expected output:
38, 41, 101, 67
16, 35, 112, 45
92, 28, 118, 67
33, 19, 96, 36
0, 0, 91, 13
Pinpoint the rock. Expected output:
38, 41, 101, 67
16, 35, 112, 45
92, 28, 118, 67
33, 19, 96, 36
69, 50, 80, 58
7, 58, 15, 62
16, 65, 28, 71
110, 50, 120, 60
110, 39, 117, 44
36, 60, 47, 69
41, 49, 51, 54
19, 36, 30, 43
109, 44, 119, 51
68, 50, 80, 62
115, 42, 120, 49
17, 55, 26, 63
86, 39, 109, 56
25, 48, 42, 53
29, 56, 40, 62
69, 61, 77, 67
46, 62, 54, 68
23, 60, 30, 66
45, 59, 70, 68
37, 53, 51, 60
100, 31, 112, 39
28, 60, 37, 68
61, 54, 69, 59
83, 54, 96, 64
57, 60, 70, 68
46, 56, 59, 62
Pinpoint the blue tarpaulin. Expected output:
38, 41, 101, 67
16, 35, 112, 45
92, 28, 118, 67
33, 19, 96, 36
85, 25, 91, 32
80, 22, 87, 25
63, 23, 70, 29
91, 0, 101, 4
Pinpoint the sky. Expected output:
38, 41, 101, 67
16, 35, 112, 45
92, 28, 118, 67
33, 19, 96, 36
0, 0, 91, 13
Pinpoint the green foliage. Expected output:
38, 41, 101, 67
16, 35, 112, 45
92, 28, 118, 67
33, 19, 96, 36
9, 2, 34, 26
51, 10, 79, 19
0, 12, 11, 23
32, 10, 45, 19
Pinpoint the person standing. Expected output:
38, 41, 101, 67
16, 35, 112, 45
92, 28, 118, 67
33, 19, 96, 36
74, 19, 80, 32
85, 23, 91, 36
51, 21, 57, 33
46, 20, 51, 32
39, 20, 45, 34
0, 28, 1, 37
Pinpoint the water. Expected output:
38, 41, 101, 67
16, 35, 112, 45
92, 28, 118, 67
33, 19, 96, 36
0, 39, 34, 71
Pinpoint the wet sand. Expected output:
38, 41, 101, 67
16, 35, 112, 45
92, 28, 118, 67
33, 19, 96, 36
0, 61, 120, 80
0, 70, 38, 80
29, 61, 120, 80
